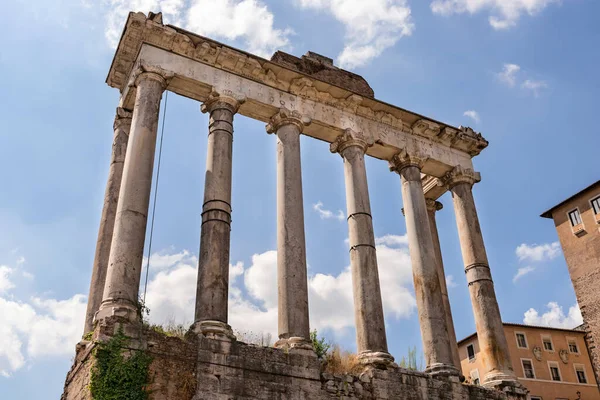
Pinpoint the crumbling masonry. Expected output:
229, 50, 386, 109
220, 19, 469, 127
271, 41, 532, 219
64, 11, 528, 400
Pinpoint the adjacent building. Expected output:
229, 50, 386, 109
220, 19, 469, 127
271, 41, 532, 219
459, 323, 600, 399
541, 180, 600, 383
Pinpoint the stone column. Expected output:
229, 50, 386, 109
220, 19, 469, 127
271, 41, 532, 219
96, 66, 170, 323
266, 108, 312, 351
389, 150, 459, 377
331, 129, 394, 366
444, 166, 518, 387
425, 199, 461, 371
193, 90, 245, 339
83, 108, 132, 334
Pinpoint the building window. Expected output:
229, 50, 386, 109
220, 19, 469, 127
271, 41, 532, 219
592, 196, 600, 215
530, 397, 542, 400
470, 369, 480, 385
516, 332, 528, 349
467, 343, 475, 361
542, 335, 554, 352
548, 362, 562, 381
575, 364, 588, 384
569, 209, 583, 226
521, 359, 536, 379
568, 338, 580, 354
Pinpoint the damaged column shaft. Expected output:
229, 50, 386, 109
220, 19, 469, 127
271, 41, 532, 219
194, 91, 244, 339
96, 67, 169, 323
83, 108, 131, 334
390, 151, 459, 377
331, 130, 394, 366
425, 199, 461, 371
267, 108, 313, 351
445, 167, 517, 386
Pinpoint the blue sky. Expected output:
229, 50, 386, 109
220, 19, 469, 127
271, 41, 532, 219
1, 0, 599, 398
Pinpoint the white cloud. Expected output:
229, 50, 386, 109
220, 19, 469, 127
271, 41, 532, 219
186, 0, 293, 58
21, 271, 34, 280
143, 249, 197, 271
313, 201, 345, 221
375, 234, 408, 247
296, 0, 414, 68
430, 0, 560, 30
516, 241, 561, 262
463, 110, 480, 124
104, 0, 292, 57
105, 0, 186, 48
521, 79, 549, 97
0, 261, 86, 377
143, 236, 416, 341
496, 63, 521, 87
144, 262, 197, 324
0, 266, 15, 294
513, 266, 535, 283
446, 274, 458, 289
524, 302, 583, 329
463, 110, 481, 123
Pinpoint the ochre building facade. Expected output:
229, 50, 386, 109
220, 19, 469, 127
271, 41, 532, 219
459, 323, 600, 400
542, 180, 600, 385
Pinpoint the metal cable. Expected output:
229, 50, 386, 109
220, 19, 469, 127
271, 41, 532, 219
142, 91, 169, 305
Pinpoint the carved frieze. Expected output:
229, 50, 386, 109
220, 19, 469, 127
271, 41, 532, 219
412, 119, 441, 138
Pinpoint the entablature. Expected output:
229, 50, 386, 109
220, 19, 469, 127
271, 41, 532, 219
108, 11, 484, 180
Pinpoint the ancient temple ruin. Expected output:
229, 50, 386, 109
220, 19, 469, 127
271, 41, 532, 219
63, 11, 529, 400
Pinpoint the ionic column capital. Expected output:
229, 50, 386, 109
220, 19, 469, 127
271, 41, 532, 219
201, 89, 246, 114
266, 107, 311, 134
426, 199, 443, 213
130, 64, 174, 90
389, 149, 429, 174
113, 107, 133, 131
330, 129, 374, 155
443, 166, 481, 189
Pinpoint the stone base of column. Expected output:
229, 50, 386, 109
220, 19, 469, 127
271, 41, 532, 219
274, 337, 315, 355
94, 300, 139, 324
357, 350, 396, 369
425, 363, 461, 380
192, 320, 235, 341
483, 371, 527, 394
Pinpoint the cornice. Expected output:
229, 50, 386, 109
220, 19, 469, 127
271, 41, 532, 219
107, 12, 489, 158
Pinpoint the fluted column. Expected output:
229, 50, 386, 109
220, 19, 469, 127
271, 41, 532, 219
96, 66, 171, 323
193, 90, 245, 339
444, 166, 517, 386
331, 129, 393, 366
390, 150, 459, 377
84, 108, 132, 334
266, 108, 312, 351
425, 199, 461, 371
